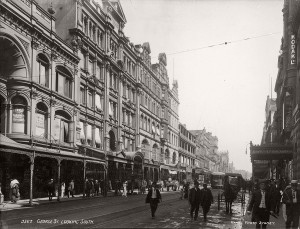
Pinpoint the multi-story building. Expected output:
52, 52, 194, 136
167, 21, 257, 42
218, 151, 229, 173
250, 0, 296, 182
0, 0, 83, 201
190, 128, 218, 182
178, 123, 196, 181
0, 0, 183, 201
261, 96, 277, 144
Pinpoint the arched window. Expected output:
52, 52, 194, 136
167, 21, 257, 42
144, 116, 147, 130
109, 130, 116, 151
53, 110, 73, 143
0, 96, 6, 133
55, 66, 72, 99
140, 114, 143, 129
36, 54, 49, 87
11, 96, 27, 134
152, 144, 158, 161
148, 119, 151, 132
35, 102, 48, 137
0, 36, 27, 80
165, 149, 170, 164
172, 152, 176, 164
141, 139, 150, 159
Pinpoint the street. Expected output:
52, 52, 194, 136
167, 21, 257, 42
1, 190, 247, 229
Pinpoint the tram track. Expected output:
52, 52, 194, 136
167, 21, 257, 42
3, 192, 181, 228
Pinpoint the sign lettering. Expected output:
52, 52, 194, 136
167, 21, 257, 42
291, 35, 296, 65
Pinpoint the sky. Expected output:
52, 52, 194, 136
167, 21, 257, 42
119, 0, 283, 172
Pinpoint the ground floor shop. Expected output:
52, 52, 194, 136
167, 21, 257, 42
0, 136, 106, 202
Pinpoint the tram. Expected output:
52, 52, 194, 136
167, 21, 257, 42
224, 172, 245, 192
210, 172, 225, 189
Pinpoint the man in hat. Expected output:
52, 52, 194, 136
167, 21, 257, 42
189, 180, 202, 220
200, 183, 213, 221
247, 179, 275, 228
282, 180, 300, 228
145, 181, 162, 219
47, 179, 55, 201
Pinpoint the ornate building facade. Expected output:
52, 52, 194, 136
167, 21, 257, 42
0, 0, 184, 200
178, 123, 196, 181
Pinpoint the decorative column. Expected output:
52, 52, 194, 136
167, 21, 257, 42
57, 158, 61, 202
29, 154, 35, 206
104, 63, 110, 152
83, 158, 86, 197
116, 162, 119, 180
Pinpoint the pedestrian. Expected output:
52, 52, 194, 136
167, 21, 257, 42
200, 183, 213, 221
85, 179, 91, 197
282, 180, 300, 229
61, 182, 65, 198
247, 180, 275, 229
47, 178, 55, 201
270, 180, 281, 215
100, 179, 104, 196
184, 181, 189, 199
122, 180, 128, 197
10, 179, 20, 203
68, 179, 75, 198
141, 179, 147, 194
145, 181, 162, 219
95, 180, 100, 196
91, 179, 95, 197
189, 180, 201, 221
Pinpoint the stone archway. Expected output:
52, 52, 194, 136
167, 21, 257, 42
0, 36, 28, 79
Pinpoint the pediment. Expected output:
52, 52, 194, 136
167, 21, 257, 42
109, 0, 127, 23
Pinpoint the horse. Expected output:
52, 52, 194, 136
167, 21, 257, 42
223, 183, 237, 214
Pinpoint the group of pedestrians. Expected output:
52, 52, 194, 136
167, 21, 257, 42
47, 179, 76, 201
247, 179, 300, 229
188, 181, 214, 221
85, 179, 103, 197
144, 180, 214, 221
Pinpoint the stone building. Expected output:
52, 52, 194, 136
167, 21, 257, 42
178, 123, 196, 182
0, 0, 84, 201
0, 0, 183, 201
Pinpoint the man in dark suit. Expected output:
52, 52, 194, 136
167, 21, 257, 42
200, 183, 213, 221
145, 181, 162, 219
282, 180, 300, 228
189, 180, 202, 220
247, 180, 274, 228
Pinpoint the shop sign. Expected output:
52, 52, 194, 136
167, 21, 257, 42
53, 119, 61, 140
35, 113, 45, 136
291, 34, 296, 65
12, 108, 25, 132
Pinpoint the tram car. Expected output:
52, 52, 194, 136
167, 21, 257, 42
210, 172, 225, 189
224, 173, 245, 192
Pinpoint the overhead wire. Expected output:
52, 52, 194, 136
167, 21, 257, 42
162, 32, 282, 56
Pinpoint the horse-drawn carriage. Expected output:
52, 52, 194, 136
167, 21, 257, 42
212, 173, 246, 213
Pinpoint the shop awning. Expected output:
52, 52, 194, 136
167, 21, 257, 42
250, 144, 293, 161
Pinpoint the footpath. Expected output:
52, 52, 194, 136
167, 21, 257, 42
241, 192, 286, 229
0, 188, 179, 211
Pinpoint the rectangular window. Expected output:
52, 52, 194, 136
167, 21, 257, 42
57, 73, 64, 94
88, 60, 94, 75
95, 127, 101, 148
39, 64, 46, 86
95, 94, 101, 110
86, 124, 92, 146
80, 87, 85, 104
88, 91, 93, 107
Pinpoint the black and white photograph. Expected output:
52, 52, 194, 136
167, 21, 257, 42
0, 0, 299, 228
